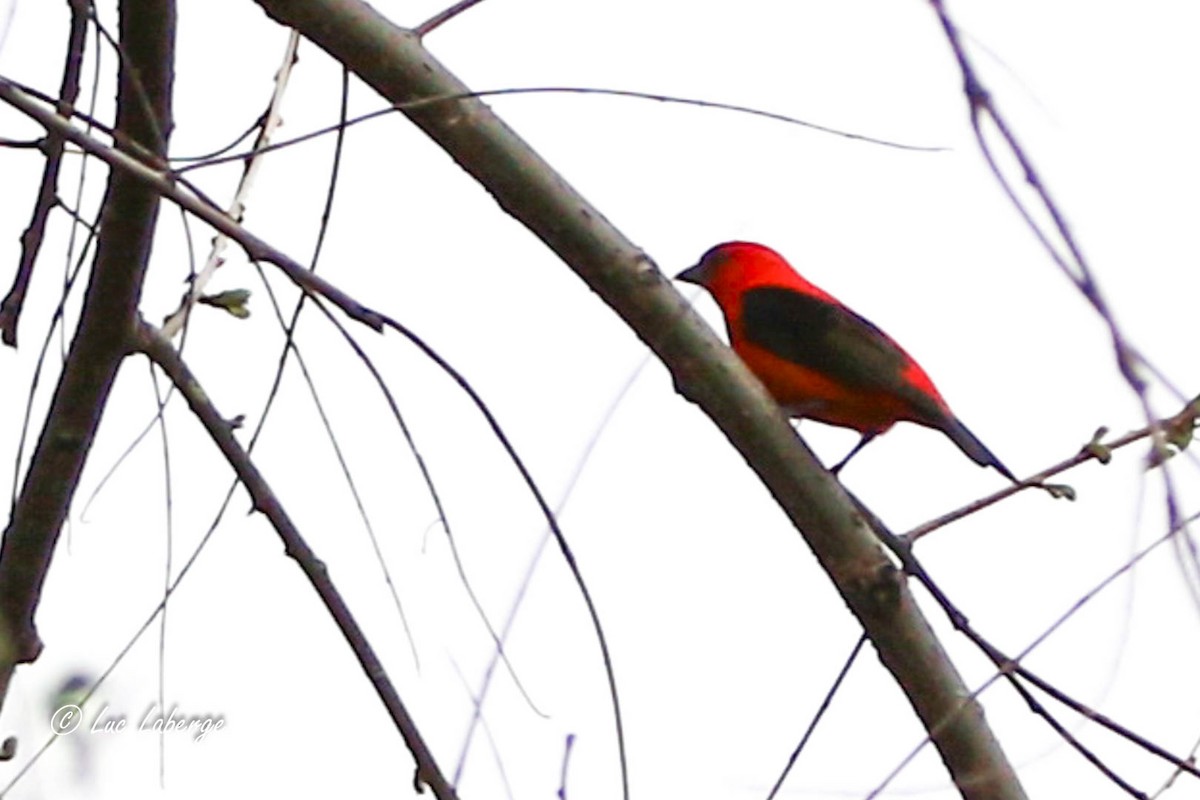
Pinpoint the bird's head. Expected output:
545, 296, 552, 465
676, 241, 807, 301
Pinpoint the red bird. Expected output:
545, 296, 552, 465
676, 241, 1019, 483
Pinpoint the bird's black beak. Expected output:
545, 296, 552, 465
675, 262, 704, 285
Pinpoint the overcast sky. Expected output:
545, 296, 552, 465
1, 1, 1198, 799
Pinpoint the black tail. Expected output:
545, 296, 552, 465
941, 416, 1019, 485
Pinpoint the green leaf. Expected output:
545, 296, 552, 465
198, 289, 251, 319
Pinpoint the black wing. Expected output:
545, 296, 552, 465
740, 286, 944, 420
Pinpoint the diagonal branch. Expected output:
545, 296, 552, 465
414, 0, 489, 37
132, 319, 459, 800
0, 0, 90, 347
909, 399, 1200, 543
160, 29, 301, 339
0, 77, 384, 333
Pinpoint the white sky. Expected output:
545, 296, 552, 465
1, 1, 1199, 799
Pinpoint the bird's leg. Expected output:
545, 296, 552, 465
831, 433, 876, 475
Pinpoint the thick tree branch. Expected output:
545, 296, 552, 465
247, 2, 1026, 797
0, 0, 175, 701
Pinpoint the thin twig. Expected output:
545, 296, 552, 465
447, 658, 517, 800
455, 350, 654, 780
374, 310, 629, 799
160, 29, 301, 338
7, 218, 96, 514
907, 399, 1198, 542
414, 0, 489, 37
302, 293, 546, 711
0, 0, 89, 347
171, 85, 945, 176
146, 362, 174, 787
249, 268, 421, 664
766, 634, 867, 799
557, 733, 576, 800
133, 319, 459, 800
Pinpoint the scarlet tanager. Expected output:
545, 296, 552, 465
676, 241, 1019, 483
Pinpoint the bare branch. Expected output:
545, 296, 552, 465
133, 319, 460, 800
174, 86, 943, 176
908, 399, 1199, 543
160, 30, 301, 339
0, 0, 90, 347
414, 0, 489, 37
767, 634, 868, 799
